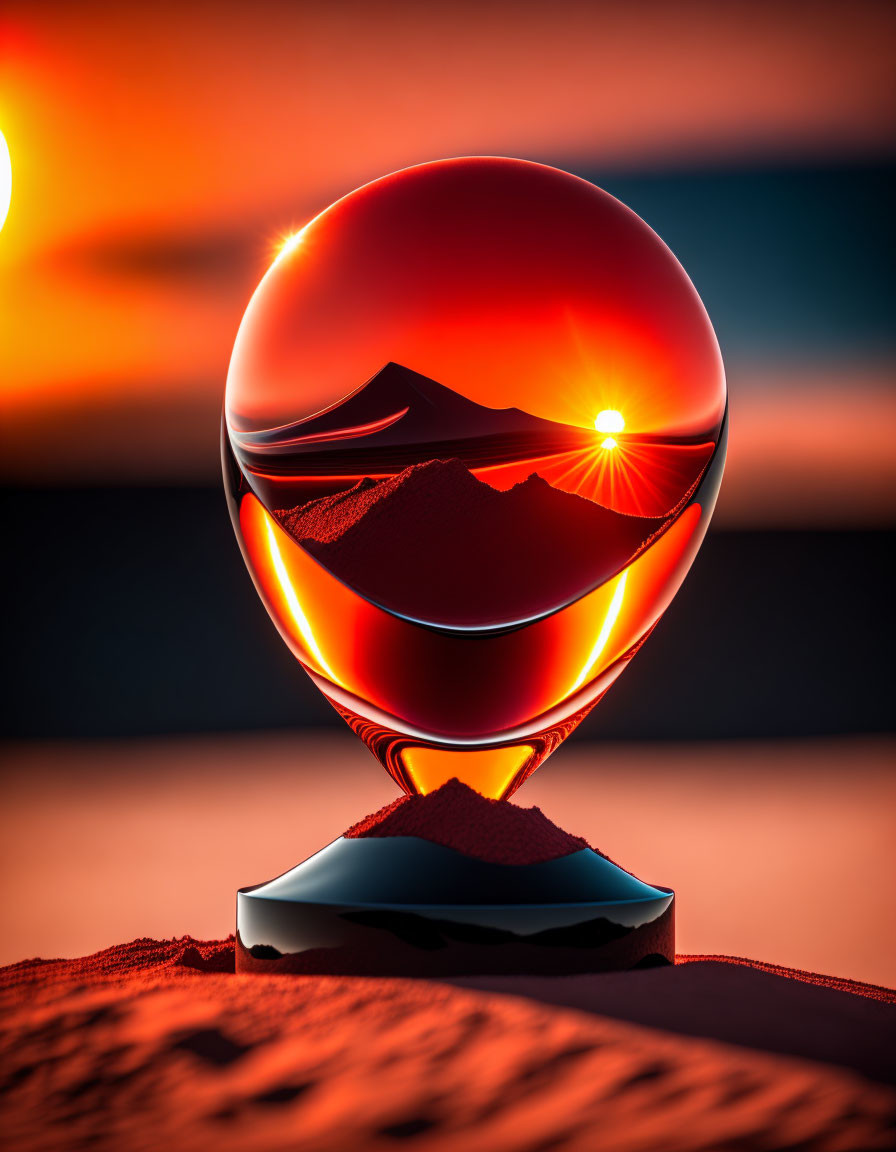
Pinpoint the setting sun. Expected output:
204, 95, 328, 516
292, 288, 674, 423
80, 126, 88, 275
595, 409, 625, 434
0, 129, 11, 233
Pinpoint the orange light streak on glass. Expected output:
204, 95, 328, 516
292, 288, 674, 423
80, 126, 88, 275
273, 226, 308, 265
234, 406, 410, 451
569, 570, 627, 694
263, 517, 340, 685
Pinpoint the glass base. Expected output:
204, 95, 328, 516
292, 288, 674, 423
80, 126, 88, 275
236, 836, 674, 976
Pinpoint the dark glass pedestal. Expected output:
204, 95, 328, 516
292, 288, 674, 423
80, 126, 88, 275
236, 837, 673, 976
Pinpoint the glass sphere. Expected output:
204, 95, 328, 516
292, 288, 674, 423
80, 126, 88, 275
223, 158, 726, 798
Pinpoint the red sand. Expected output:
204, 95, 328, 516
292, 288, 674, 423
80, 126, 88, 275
343, 777, 592, 865
678, 954, 896, 1005
276, 457, 667, 625
3, 935, 893, 1004
0, 935, 236, 991
2, 938, 894, 1152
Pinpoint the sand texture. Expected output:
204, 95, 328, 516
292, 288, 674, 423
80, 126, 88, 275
1, 937, 894, 1152
343, 777, 591, 864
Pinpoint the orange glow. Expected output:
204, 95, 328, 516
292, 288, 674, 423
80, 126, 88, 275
569, 571, 627, 694
1, 5, 893, 529
600, 436, 618, 451
263, 518, 340, 685
402, 745, 534, 798
273, 227, 307, 265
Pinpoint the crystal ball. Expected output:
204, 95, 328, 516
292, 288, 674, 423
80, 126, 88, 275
223, 157, 726, 798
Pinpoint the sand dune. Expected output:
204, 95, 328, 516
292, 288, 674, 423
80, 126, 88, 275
1, 938, 894, 1152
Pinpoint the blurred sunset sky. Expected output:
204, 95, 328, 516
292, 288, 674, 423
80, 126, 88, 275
1, 0, 894, 525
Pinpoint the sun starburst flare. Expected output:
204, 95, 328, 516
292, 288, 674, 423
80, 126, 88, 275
595, 409, 625, 434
